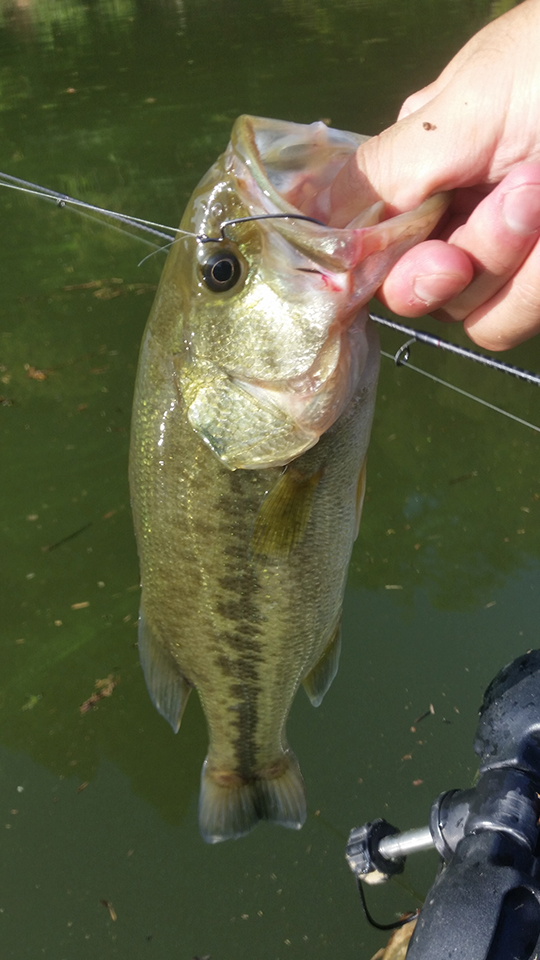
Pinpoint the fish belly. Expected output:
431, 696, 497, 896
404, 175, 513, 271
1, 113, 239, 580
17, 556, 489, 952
130, 314, 379, 842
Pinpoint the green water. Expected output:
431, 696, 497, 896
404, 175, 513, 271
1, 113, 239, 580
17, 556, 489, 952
1, 1, 539, 957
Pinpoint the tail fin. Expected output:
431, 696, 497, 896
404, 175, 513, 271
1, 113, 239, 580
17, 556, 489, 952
198, 751, 306, 843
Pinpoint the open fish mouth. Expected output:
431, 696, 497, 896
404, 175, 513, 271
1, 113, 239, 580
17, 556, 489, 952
180, 115, 450, 470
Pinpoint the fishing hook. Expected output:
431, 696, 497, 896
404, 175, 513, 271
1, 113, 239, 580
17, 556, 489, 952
368, 313, 540, 387
2, 167, 540, 389
199, 212, 326, 243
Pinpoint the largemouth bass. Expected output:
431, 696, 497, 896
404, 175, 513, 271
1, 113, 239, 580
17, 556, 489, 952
129, 115, 448, 843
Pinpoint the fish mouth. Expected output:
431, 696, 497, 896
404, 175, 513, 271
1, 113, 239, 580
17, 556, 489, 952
184, 117, 450, 470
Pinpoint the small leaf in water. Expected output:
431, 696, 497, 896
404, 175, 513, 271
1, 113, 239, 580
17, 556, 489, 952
22, 694, 42, 711
80, 675, 119, 714
24, 364, 47, 380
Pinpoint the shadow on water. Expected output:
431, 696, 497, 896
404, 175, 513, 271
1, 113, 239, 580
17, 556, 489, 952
0, 0, 535, 958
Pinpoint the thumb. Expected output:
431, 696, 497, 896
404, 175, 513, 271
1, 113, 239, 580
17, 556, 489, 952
328, 85, 502, 227
329, 0, 540, 228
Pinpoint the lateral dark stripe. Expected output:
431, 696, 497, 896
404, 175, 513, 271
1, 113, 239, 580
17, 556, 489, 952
214, 470, 265, 780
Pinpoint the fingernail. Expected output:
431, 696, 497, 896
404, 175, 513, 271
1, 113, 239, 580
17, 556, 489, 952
412, 273, 463, 306
502, 183, 540, 235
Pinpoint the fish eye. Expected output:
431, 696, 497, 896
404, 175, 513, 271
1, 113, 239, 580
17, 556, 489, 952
202, 251, 242, 293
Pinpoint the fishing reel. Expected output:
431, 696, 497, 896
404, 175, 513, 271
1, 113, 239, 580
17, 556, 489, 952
346, 649, 540, 960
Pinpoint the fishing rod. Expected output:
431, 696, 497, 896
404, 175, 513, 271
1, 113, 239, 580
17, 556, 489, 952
2, 170, 540, 392
346, 649, 540, 959
368, 313, 540, 388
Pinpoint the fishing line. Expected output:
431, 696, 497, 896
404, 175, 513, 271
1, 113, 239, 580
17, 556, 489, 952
0, 178, 166, 248
135, 213, 326, 260
369, 313, 540, 387
3, 168, 540, 417
380, 350, 540, 434
355, 877, 419, 932
0, 173, 185, 243
137, 238, 180, 267
0, 174, 324, 251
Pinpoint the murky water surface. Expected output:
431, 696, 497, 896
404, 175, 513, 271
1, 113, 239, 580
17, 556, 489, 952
0, 1, 538, 957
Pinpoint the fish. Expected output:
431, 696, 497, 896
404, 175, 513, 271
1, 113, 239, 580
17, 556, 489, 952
129, 114, 448, 843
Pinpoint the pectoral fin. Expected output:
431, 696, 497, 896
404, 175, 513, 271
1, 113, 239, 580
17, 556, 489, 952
137, 604, 192, 733
302, 620, 341, 707
251, 465, 324, 558
354, 458, 367, 540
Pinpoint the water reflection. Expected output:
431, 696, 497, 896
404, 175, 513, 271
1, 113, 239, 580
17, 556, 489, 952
0, 0, 136, 41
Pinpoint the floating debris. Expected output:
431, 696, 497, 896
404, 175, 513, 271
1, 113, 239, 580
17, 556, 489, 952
80, 675, 119, 714
449, 470, 478, 485
63, 278, 157, 299
42, 522, 93, 552
414, 704, 435, 724
22, 694, 42, 711
100, 899, 117, 921
370, 918, 417, 960
24, 363, 48, 380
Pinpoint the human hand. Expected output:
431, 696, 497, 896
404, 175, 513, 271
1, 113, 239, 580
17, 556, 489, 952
329, 0, 540, 351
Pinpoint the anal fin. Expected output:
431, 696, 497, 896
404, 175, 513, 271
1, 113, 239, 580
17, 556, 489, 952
302, 620, 341, 707
251, 464, 324, 558
199, 751, 306, 843
137, 605, 192, 733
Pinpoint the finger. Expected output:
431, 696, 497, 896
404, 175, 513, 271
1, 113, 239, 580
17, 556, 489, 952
463, 235, 540, 351
377, 240, 473, 317
328, 88, 503, 227
330, 0, 540, 229
398, 79, 441, 120
435, 164, 540, 322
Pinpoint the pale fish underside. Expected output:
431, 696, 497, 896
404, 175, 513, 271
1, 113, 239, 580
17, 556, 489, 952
129, 115, 449, 842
